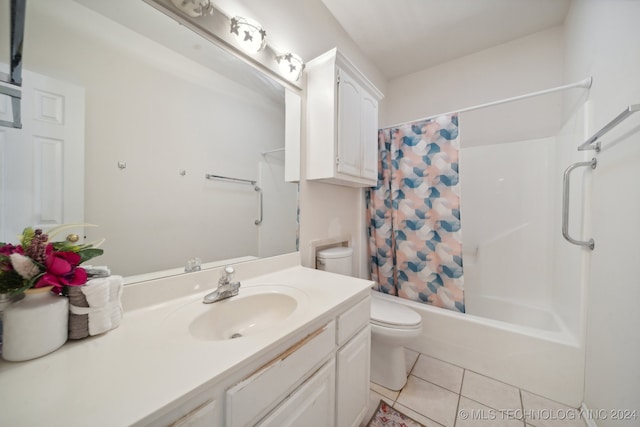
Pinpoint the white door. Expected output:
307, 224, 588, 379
336, 69, 362, 178
0, 68, 85, 242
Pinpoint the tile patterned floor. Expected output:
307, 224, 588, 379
361, 350, 587, 427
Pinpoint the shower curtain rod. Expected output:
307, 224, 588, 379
386, 77, 593, 129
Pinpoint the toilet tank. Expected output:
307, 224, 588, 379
316, 247, 353, 276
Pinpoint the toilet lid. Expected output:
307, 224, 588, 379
317, 246, 353, 259
371, 295, 422, 328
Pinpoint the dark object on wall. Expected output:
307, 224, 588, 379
0, 0, 26, 129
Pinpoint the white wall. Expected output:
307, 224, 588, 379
220, 0, 389, 276
11, 1, 297, 276
384, 26, 570, 305
549, 98, 592, 341
383, 27, 565, 148
214, 0, 388, 95
563, 1, 640, 423
460, 137, 555, 312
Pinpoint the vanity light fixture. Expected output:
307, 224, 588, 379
170, 0, 214, 17
230, 16, 267, 53
275, 53, 305, 82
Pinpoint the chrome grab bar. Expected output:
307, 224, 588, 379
562, 158, 597, 250
254, 186, 263, 225
205, 173, 262, 226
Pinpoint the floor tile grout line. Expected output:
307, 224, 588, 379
411, 351, 569, 404
398, 374, 462, 427
519, 388, 526, 427
381, 350, 587, 427
407, 352, 420, 375
452, 369, 466, 427
392, 401, 447, 427
464, 367, 522, 391
414, 351, 467, 372
407, 371, 464, 398
458, 394, 524, 415
406, 373, 463, 399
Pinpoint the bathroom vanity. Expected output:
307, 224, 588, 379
0, 254, 373, 426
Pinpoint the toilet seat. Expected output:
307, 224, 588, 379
370, 295, 422, 329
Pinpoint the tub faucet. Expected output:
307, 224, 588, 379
203, 266, 240, 304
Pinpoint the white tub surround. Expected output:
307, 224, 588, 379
0, 253, 374, 426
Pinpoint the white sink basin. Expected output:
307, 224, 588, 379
165, 285, 307, 341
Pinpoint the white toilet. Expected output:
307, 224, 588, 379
317, 247, 423, 391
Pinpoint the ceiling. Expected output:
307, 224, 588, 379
321, 0, 571, 80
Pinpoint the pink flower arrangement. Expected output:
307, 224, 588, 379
0, 226, 103, 295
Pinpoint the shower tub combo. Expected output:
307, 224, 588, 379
381, 290, 584, 407
394, 130, 591, 408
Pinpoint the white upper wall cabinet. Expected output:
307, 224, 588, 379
306, 48, 384, 187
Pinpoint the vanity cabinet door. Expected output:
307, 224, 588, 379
257, 359, 336, 427
336, 326, 371, 427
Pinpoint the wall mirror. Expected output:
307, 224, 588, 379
0, 0, 299, 282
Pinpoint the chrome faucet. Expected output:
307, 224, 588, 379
203, 266, 240, 304
185, 257, 201, 273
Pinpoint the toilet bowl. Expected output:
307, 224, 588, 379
370, 291, 422, 390
316, 247, 424, 391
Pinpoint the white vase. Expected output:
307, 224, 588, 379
2, 286, 69, 362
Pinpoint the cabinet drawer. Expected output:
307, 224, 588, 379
225, 321, 336, 427
337, 296, 370, 346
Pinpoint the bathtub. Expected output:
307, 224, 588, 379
375, 291, 585, 407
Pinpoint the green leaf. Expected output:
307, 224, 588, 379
20, 227, 35, 247
0, 270, 26, 295
51, 241, 81, 253
78, 248, 104, 264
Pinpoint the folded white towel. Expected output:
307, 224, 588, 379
88, 307, 111, 336
81, 276, 122, 335
108, 275, 124, 329
81, 278, 110, 308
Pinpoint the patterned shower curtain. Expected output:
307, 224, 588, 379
366, 114, 465, 313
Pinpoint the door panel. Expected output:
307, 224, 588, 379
336, 69, 361, 177
0, 68, 85, 241
361, 95, 378, 181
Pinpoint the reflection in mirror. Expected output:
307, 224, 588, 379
0, 0, 298, 280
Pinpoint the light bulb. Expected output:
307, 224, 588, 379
170, 0, 214, 17
275, 53, 305, 82
230, 16, 267, 53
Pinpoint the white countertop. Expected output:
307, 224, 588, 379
0, 254, 373, 426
